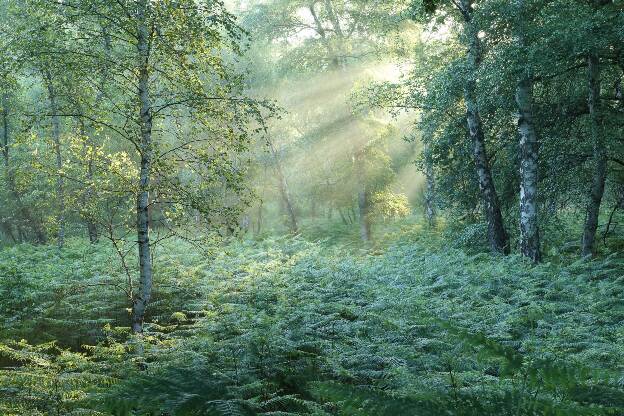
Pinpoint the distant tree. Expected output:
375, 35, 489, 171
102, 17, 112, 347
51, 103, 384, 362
241, 0, 410, 241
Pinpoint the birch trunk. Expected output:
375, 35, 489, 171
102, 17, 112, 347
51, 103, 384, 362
459, 1, 509, 254
581, 54, 607, 257
516, 76, 541, 262
131, 1, 153, 334
514, 4, 541, 262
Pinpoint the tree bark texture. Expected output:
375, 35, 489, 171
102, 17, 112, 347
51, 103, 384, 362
132, 1, 154, 334
514, 5, 541, 262
459, 0, 509, 254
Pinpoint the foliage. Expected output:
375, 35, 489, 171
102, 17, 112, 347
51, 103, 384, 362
371, 191, 411, 221
2, 223, 624, 414
2, 0, 624, 414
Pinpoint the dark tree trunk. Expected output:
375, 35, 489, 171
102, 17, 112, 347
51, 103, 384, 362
338, 209, 349, 225
74, 113, 99, 243
310, 195, 318, 217
132, 1, 153, 334
581, 54, 607, 257
352, 142, 372, 241
423, 142, 437, 227
43, 71, 65, 249
82, 26, 111, 244
358, 188, 371, 241
314, 1, 373, 241
460, 0, 509, 254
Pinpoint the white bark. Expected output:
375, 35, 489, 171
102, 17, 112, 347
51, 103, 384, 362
516, 76, 541, 262
132, 0, 153, 334
514, 1, 541, 262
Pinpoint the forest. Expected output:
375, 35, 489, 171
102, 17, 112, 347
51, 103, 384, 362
1, 0, 624, 414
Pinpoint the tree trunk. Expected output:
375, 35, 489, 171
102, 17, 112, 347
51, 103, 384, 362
74, 112, 99, 243
354, 147, 371, 241
44, 71, 65, 249
85, 159, 99, 244
460, 0, 509, 254
514, 26, 541, 264
324, 0, 373, 242
516, 76, 541, 263
255, 200, 263, 234
316, 0, 373, 242
1, 93, 20, 241
581, 54, 607, 257
132, 1, 153, 334
338, 208, 348, 225
358, 188, 371, 241
82, 26, 111, 244
1, 93, 46, 243
310, 195, 318, 217
267, 139, 298, 233
468, 106, 509, 254
2, 93, 17, 241
278, 167, 298, 233
423, 142, 437, 227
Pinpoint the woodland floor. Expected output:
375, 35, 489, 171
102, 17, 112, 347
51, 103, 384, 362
2, 219, 624, 414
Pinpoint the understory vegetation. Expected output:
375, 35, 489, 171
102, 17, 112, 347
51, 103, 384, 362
2, 220, 624, 415
3, 0, 624, 414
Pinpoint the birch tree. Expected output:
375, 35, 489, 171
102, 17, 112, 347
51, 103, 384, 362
514, 0, 541, 262
31, 0, 267, 333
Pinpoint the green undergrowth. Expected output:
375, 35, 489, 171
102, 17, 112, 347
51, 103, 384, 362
1, 222, 624, 415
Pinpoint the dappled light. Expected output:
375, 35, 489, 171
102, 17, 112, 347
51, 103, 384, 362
1, 0, 624, 415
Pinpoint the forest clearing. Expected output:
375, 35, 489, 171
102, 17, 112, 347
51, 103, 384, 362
1, 0, 624, 415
